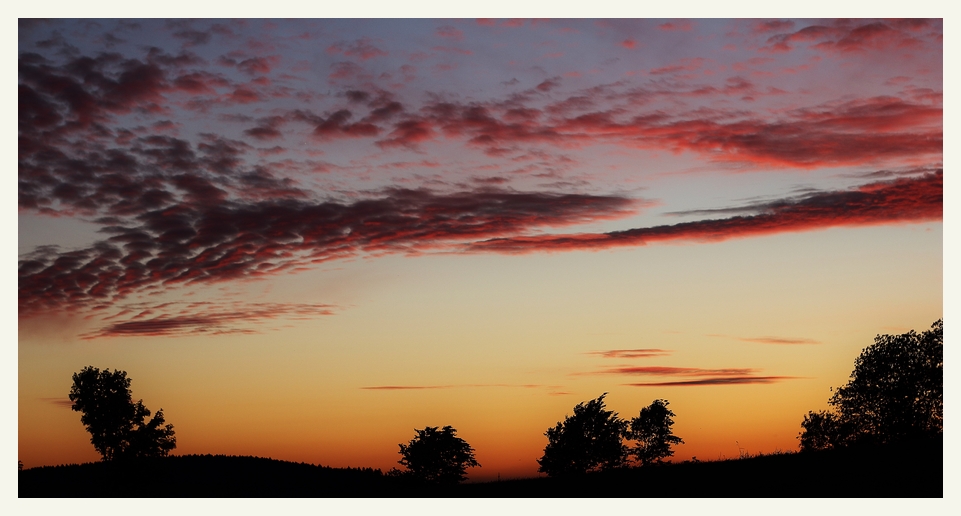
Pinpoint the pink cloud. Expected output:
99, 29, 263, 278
326, 38, 388, 60
650, 58, 706, 76
658, 21, 693, 32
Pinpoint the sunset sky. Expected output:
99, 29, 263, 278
16, 16, 943, 481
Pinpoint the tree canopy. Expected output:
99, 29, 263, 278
537, 393, 628, 477
397, 425, 479, 484
626, 399, 684, 466
69, 366, 176, 461
799, 320, 942, 450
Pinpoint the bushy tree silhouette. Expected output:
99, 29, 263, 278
799, 320, 942, 451
626, 399, 684, 466
69, 366, 176, 461
537, 393, 628, 477
397, 425, 479, 484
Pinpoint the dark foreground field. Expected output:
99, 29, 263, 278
20, 440, 941, 497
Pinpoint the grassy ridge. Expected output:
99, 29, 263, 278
19, 440, 941, 498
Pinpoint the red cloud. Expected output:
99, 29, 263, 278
658, 21, 693, 32
376, 118, 434, 148
20, 46, 940, 174
361, 383, 545, 390
82, 302, 337, 339
587, 349, 672, 359
590, 366, 759, 377
752, 20, 795, 34
172, 72, 228, 94
581, 362, 799, 386
738, 336, 820, 345
327, 38, 388, 60
649, 57, 706, 75
236, 55, 280, 75
467, 171, 941, 254
625, 376, 796, 386
19, 187, 639, 315
762, 20, 935, 54
407, 93, 940, 168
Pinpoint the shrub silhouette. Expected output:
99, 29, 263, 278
799, 319, 942, 450
69, 366, 176, 461
397, 425, 479, 485
626, 399, 684, 466
537, 393, 628, 477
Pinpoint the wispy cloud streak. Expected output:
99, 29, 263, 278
19, 188, 637, 316
467, 171, 942, 253
361, 383, 545, 390
587, 348, 672, 359
625, 376, 797, 387
80, 302, 338, 338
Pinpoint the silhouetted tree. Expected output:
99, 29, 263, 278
69, 366, 176, 461
798, 410, 847, 451
397, 425, 479, 484
537, 393, 628, 477
799, 320, 942, 451
626, 399, 684, 466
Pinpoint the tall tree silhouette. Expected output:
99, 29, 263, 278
69, 366, 176, 461
537, 393, 628, 477
799, 320, 942, 450
397, 426, 479, 485
626, 399, 684, 466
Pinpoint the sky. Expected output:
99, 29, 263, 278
16, 16, 943, 482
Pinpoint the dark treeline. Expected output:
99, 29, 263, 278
20, 320, 942, 497
19, 439, 942, 497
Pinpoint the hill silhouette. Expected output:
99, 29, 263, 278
19, 438, 941, 497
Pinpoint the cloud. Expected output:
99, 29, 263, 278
436, 25, 464, 41
658, 21, 693, 32
762, 20, 935, 54
400, 94, 940, 167
587, 349, 672, 359
431, 45, 472, 56
40, 397, 75, 409
19, 187, 638, 315
624, 376, 797, 386
466, 171, 942, 254
17, 40, 943, 329
581, 364, 799, 386
235, 56, 280, 75
751, 20, 795, 34
361, 383, 545, 390
737, 336, 820, 345
81, 302, 337, 338
587, 366, 759, 377
327, 38, 388, 61
536, 77, 561, 92
650, 58, 706, 75
361, 385, 452, 390
19, 47, 940, 175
